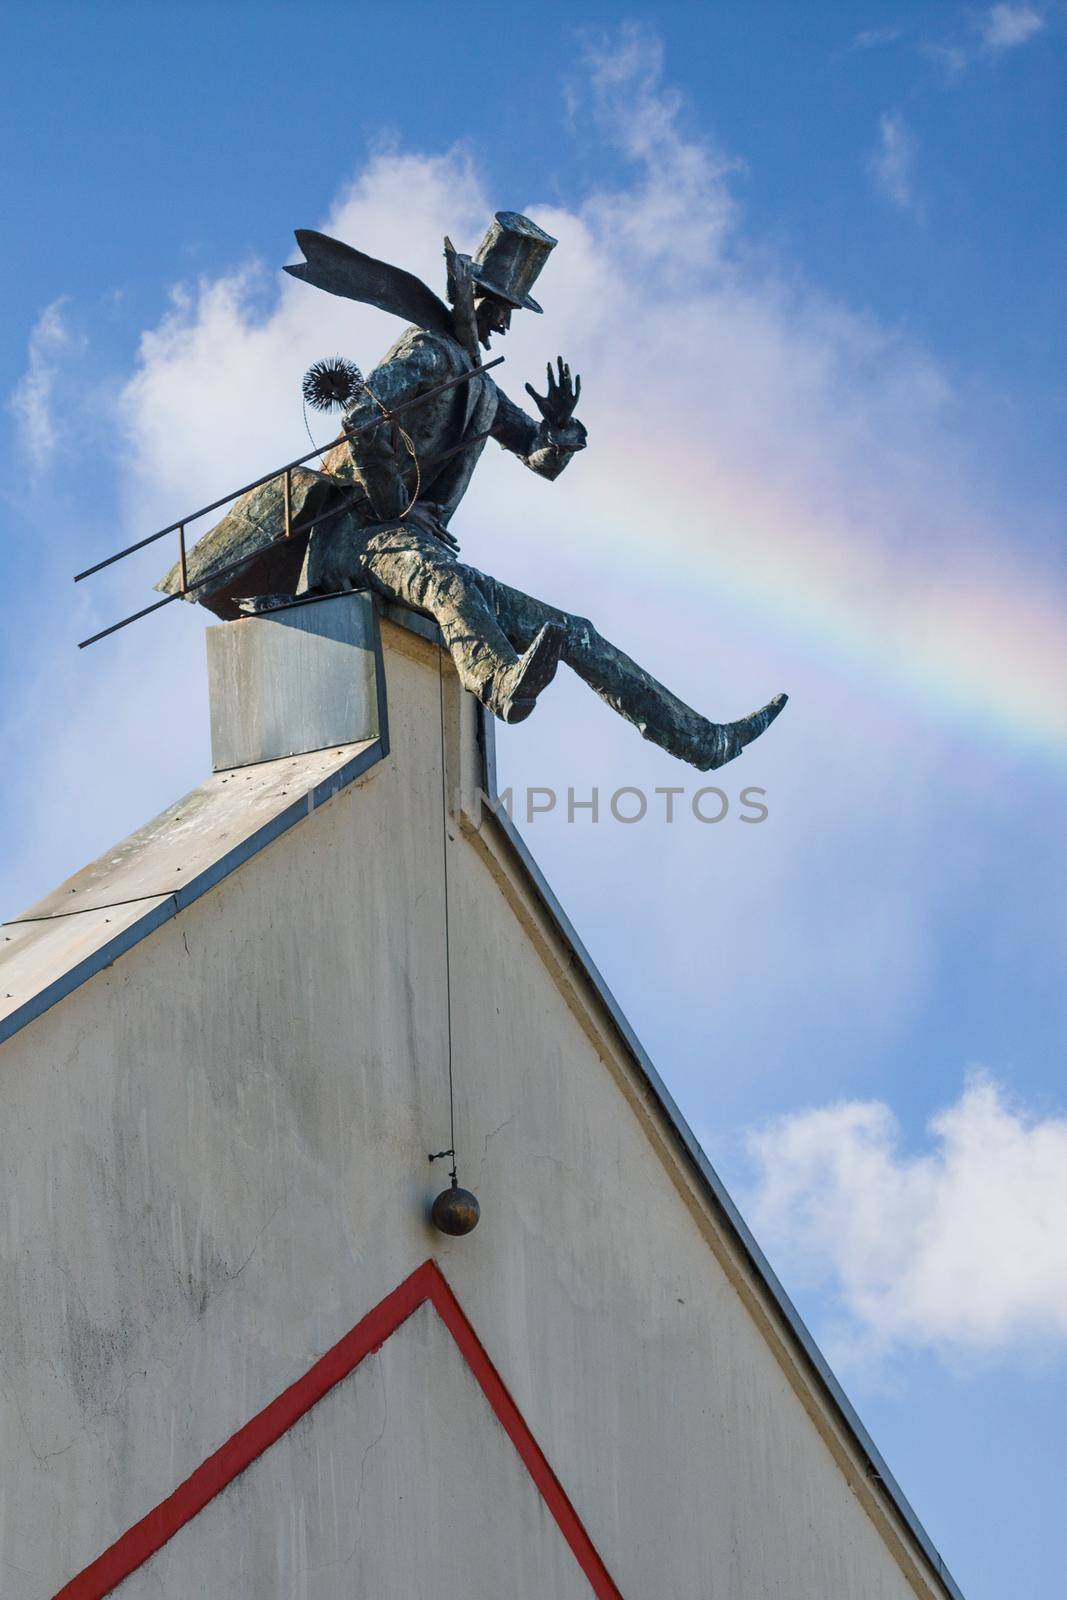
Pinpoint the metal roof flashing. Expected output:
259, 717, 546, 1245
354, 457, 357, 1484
0, 739, 384, 1046
1, 591, 390, 1045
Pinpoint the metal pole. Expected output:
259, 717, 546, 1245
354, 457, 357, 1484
283, 468, 292, 539
78, 595, 179, 650
178, 524, 188, 594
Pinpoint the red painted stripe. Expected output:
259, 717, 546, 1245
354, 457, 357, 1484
54, 1263, 434, 1600
425, 1263, 624, 1600
53, 1258, 623, 1600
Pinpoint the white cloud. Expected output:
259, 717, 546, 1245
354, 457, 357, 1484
982, 4, 1045, 50
851, 26, 900, 50
921, 40, 971, 78
924, 4, 1045, 76
869, 111, 918, 211
578, 22, 743, 267
744, 1073, 1067, 1359
7, 299, 84, 470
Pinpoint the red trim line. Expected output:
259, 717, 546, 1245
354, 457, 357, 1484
54, 1258, 623, 1600
429, 1266, 622, 1597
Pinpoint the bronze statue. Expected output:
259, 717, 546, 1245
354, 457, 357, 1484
159, 212, 785, 769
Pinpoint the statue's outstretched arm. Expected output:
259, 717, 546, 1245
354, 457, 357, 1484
491, 360, 587, 482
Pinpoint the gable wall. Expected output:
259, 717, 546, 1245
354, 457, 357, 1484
0, 626, 938, 1599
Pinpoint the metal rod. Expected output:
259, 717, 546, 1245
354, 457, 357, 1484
78, 595, 178, 649
78, 490, 365, 649
283, 468, 292, 538
73, 357, 503, 582
178, 523, 188, 593
421, 429, 493, 472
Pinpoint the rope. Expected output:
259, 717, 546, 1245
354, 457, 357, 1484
302, 398, 336, 473
360, 383, 422, 521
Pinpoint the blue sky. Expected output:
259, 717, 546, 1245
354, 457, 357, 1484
2, 6, 1065, 1598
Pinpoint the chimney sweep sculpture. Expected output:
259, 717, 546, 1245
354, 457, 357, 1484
155, 212, 786, 769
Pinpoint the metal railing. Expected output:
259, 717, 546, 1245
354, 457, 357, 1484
74, 355, 504, 649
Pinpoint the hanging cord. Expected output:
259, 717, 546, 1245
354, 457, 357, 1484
313, 361, 446, 1170
302, 398, 332, 471
361, 383, 422, 520
305, 376, 423, 511
429, 640, 458, 1184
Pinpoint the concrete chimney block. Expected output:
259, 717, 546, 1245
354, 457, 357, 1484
206, 592, 382, 771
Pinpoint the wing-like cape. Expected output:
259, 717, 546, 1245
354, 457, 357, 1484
284, 229, 455, 338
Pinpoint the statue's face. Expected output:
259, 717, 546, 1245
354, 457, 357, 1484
475, 293, 513, 348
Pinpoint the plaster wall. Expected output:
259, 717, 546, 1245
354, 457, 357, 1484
1, 623, 926, 1600
117, 1305, 591, 1600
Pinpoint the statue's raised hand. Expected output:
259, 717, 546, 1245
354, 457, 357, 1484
525, 357, 583, 436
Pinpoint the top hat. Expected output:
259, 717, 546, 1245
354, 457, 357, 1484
468, 212, 557, 314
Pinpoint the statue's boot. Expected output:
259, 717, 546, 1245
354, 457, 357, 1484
236, 593, 297, 616
496, 622, 566, 725
698, 693, 788, 771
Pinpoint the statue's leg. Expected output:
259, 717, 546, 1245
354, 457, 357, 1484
479, 576, 785, 770
358, 530, 563, 720
296, 510, 367, 597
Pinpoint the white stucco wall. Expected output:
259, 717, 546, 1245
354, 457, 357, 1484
0, 623, 936, 1600
117, 1305, 591, 1600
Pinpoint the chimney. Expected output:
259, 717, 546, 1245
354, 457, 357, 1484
205, 592, 382, 771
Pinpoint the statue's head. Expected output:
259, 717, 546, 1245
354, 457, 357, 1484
469, 212, 557, 348
474, 291, 513, 348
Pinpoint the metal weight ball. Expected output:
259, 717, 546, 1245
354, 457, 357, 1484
431, 1178, 481, 1236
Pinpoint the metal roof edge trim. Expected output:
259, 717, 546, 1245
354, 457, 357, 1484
0, 897, 180, 1048
0, 738, 387, 1049
476, 703, 963, 1600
